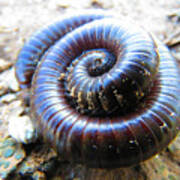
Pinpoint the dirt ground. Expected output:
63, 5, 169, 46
0, 0, 180, 179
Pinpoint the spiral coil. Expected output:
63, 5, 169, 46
15, 11, 180, 168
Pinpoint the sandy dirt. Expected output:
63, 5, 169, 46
0, 0, 180, 179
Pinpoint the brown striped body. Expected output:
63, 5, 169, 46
15, 11, 180, 168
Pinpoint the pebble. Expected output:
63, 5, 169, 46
0, 81, 8, 96
32, 170, 47, 180
6, 100, 37, 144
3, 148, 15, 158
0, 58, 12, 72
0, 67, 20, 95
0, 93, 17, 104
91, 0, 114, 8
8, 115, 37, 144
7, 67, 20, 92
0, 136, 25, 179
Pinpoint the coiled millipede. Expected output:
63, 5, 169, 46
15, 11, 180, 168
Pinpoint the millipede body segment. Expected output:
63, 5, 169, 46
15, 11, 180, 168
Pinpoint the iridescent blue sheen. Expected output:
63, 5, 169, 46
15, 12, 111, 89
15, 11, 180, 168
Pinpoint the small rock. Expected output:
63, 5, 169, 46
0, 136, 25, 179
7, 100, 24, 116
8, 115, 37, 144
0, 67, 20, 93
0, 93, 17, 104
32, 170, 47, 180
91, 0, 114, 8
0, 58, 12, 72
0, 81, 9, 96
6, 100, 37, 144
7, 67, 20, 92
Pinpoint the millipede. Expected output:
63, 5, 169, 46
15, 11, 180, 168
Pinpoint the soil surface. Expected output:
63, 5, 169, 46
0, 0, 180, 180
